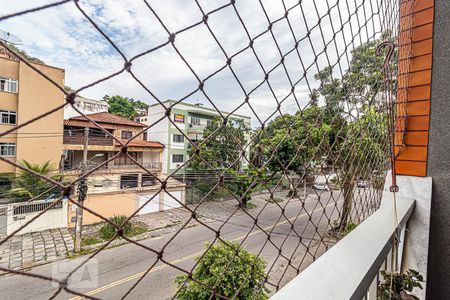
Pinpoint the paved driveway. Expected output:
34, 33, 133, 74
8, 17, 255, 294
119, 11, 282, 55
0, 228, 74, 273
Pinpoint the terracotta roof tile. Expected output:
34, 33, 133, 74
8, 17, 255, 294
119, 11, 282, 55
64, 119, 116, 129
115, 140, 164, 148
69, 112, 146, 127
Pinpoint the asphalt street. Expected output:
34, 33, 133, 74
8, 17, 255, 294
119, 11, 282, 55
0, 191, 342, 300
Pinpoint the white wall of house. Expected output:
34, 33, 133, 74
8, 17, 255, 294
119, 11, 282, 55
137, 193, 160, 214
145, 105, 170, 173
142, 152, 161, 166
170, 157, 186, 170
171, 118, 186, 130
163, 190, 182, 210
137, 187, 185, 215
64, 96, 109, 119
5, 199, 68, 235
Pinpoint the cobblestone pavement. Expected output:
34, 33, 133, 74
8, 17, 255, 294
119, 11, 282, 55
0, 228, 74, 273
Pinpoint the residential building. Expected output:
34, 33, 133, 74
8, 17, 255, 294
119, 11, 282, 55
0, 48, 65, 173
139, 100, 251, 174
63, 112, 185, 225
63, 95, 109, 119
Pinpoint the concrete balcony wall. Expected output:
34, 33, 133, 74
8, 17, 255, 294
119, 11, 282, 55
271, 174, 432, 300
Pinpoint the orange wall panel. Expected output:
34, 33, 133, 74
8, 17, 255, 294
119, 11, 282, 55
395, 161, 427, 176
395, 0, 434, 177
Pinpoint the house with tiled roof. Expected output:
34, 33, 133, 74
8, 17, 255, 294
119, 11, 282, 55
62, 112, 185, 226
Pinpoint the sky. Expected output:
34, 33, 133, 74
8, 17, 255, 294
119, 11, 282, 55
0, 0, 385, 127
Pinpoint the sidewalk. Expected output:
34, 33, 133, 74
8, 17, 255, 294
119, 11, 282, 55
0, 228, 74, 273
135, 189, 290, 231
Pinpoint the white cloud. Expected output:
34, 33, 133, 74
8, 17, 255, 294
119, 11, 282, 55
0, 0, 384, 127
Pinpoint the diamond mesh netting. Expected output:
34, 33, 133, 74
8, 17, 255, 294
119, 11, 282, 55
0, 0, 411, 299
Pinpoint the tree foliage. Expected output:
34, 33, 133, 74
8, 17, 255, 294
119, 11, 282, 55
224, 168, 270, 208
103, 95, 149, 120
332, 108, 387, 229
175, 241, 268, 300
315, 37, 390, 230
255, 106, 332, 174
8, 44, 45, 64
7, 160, 62, 202
254, 36, 389, 230
188, 117, 249, 171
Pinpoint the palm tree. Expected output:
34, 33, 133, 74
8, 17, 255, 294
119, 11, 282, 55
8, 160, 62, 202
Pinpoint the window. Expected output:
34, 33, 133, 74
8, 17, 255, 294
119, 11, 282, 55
172, 154, 184, 163
143, 132, 148, 141
174, 114, 185, 123
191, 117, 201, 125
173, 134, 184, 143
0, 143, 16, 156
121, 130, 132, 139
206, 119, 212, 125
142, 174, 157, 187
0, 77, 18, 93
120, 174, 138, 189
0, 110, 16, 125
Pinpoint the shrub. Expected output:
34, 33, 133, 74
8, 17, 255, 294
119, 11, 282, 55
175, 241, 268, 300
341, 222, 357, 236
268, 197, 283, 204
377, 269, 424, 300
82, 236, 102, 246
287, 189, 298, 197
99, 215, 132, 240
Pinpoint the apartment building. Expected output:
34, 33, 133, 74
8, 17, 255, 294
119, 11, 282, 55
0, 48, 65, 173
64, 95, 109, 119
139, 100, 252, 174
63, 112, 185, 225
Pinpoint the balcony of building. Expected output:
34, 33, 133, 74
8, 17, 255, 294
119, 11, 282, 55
63, 150, 162, 175
270, 174, 431, 300
63, 129, 114, 147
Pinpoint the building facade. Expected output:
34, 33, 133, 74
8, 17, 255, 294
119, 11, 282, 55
63, 112, 185, 225
0, 50, 65, 173
139, 100, 251, 174
64, 95, 109, 120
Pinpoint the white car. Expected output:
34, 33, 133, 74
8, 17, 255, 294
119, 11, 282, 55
313, 183, 330, 191
357, 180, 368, 188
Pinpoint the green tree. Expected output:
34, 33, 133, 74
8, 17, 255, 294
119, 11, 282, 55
254, 36, 389, 231
0, 172, 15, 200
188, 117, 248, 171
103, 95, 149, 120
175, 241, 268, 300
7, 160, 62, 202
224, 168, 269, 208
257, 106, 332, 174
333, 108, 387, 230
314, 37, 391, 230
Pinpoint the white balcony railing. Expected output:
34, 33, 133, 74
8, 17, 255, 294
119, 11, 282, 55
271, 174, 432, 300
111, 162, 162, 170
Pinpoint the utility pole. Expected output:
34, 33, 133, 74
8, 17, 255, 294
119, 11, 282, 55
74, 127, 89, 253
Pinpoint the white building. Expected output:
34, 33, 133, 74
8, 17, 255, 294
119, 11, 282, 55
64, 95, 109, 119
139, 100, 251, 175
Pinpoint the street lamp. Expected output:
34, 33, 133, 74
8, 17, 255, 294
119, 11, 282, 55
85, 153, 105, 169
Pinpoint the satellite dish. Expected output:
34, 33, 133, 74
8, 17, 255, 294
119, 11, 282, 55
0, 29, 22, 45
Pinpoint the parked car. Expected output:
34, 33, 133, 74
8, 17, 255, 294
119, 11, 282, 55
313, 183, 331, 191
357, 180, 368, 188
